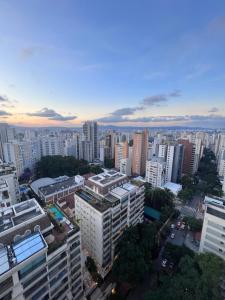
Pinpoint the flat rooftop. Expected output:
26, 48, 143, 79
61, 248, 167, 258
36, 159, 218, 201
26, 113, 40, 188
0, 232, 47, 277
39, 176, 82, 196
76, 188, 111, 212
89, 169, 127, 187
0, 199, 44, 235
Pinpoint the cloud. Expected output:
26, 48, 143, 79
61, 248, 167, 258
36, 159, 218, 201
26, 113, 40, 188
142, 94, 168, 106
97, 90, 182, 123
97, 114, 225, 128
20, 46, 43, 61
0, 110, 12, 117
112, 107, 143, 116
169, 89, 182, 97
27, 107, 77, 121
208, 107, 219, 113
0, 95, 10, 103
186, 64, 212, 80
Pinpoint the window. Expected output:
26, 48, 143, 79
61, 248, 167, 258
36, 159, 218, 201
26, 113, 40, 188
19, 255, 46, 279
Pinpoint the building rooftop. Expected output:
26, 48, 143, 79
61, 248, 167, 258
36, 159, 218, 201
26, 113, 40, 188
0, 232, 47, 277
32, 175, 84, 197
0, 199, 44, 235
163, 182, 182, 195
0, 162, 16, 176
76, 188, 111, 213
88, 169, 127, 187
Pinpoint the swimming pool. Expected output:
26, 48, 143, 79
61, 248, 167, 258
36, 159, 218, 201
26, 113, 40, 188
49, 206, 64, 221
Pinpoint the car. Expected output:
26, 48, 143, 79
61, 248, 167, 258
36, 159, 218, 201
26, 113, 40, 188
171, 224, 175, 229
161, 259, 168, 268
170, 233, 175, 239
181, 223, 185, 230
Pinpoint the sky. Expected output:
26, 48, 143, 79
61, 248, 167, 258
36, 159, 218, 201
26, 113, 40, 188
0, 0, 225, 128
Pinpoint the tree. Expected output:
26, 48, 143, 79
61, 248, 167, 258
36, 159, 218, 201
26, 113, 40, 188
183, 216, 203, 232
35, 155, 102, 178
104, 158, 115, 169
178, 188, 194, 203
112, 223, 157, 286
145, 252, 225, 300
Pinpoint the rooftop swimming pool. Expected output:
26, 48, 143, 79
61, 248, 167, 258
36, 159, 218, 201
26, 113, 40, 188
49, 206, 64, 221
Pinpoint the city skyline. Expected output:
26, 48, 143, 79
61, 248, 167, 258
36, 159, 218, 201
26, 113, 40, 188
0, 1, 225, 128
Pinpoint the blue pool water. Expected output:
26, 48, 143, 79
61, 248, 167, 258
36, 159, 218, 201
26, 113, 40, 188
49, 206, 64, 221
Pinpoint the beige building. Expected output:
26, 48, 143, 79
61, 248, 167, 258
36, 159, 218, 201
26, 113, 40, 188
114, 142, 128, 169
132, 129, 148, 176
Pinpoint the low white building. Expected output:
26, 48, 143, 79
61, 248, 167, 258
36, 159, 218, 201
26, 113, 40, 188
199, 195, 225, 260
163, 182, 182, 196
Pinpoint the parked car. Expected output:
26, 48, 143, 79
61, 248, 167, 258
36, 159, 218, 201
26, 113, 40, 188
170, 233, 175, 239
171, 224, 175, 229
161, 259, 168, 268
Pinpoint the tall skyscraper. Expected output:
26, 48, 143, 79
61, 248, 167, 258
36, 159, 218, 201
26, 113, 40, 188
82, 121, 98, 162
178, 139, 195, 175
132, 129, 148, 175
171, 144, 184, 183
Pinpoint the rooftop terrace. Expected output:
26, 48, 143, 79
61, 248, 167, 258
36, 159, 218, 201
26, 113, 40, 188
89, 169, 127, 187
0, 232, 47, 277
0, 199, 44, 235
76, 188, 111, 212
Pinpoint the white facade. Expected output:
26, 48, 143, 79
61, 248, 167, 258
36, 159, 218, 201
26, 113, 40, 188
3, 141, 41, 176
200, 196, 225, 260
40, 137, 64, 156
75, 179, 145, 277
0, 199, 83, 300
120, 158, 131, 176
0, 161, 20, 203
145, 158, 166, 188
165, 145, 175, 183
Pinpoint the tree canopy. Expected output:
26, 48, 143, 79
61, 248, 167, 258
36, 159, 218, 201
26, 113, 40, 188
112, 223, 157, 286
145, 184, 175, 222
35, 155, 103, 178
146, 252, 225, 300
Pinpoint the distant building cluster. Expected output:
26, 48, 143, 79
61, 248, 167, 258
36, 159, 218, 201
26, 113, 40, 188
1, 121, 225, 299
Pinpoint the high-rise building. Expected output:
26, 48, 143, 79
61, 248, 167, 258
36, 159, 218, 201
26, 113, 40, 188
82, 121, 98, 161
114, 142, 128, 169
120, 158, 131, 176
132, 129, 148, 175
0, 199, 83, 300
165, 145, 175, 183
200, 196, 225, 260
40, 137, 64, 156
0, 123, 10, 160
75, 170, 144, 277
178, 139, 195, 175
3, 141, 41, 176
145, 157, 166, 187
0, 161, 20, 203
171, 144, 184, 183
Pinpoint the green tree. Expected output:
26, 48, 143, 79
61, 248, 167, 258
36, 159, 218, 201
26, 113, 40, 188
112, 223, 157, 286
104, 158, 115, 168
145, 252, 225, 300
183, 216, 203, 232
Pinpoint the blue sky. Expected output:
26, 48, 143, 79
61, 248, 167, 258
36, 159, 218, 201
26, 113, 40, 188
0, 0, 225, 127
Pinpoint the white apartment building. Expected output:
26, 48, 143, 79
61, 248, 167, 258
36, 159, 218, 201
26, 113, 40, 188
0, 178, 12, 208
158, 144, 167, 159
75, 170, 144, 277
120, 158, 131, 176
200, 196, 225, 260
0, 199, 83, 300
165, 145, 175, 183
40, 137, 64, 157
218, 149, 225, 177
3, 141, 41, 176
0, 161, 20, 203
145, 158, 166, 188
